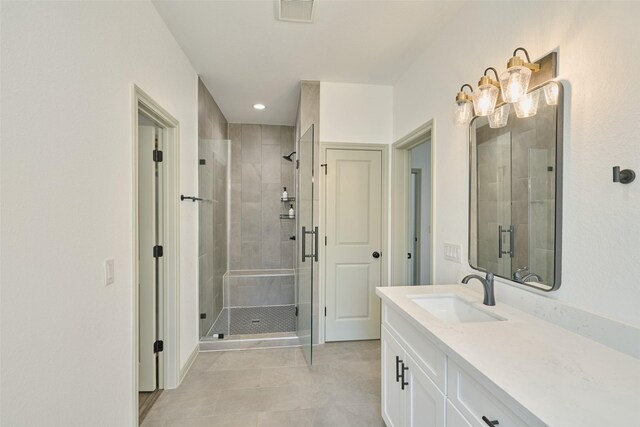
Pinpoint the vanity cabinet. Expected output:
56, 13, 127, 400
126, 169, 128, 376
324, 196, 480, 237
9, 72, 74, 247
382, 326, 445, 427
382, 303, 539, 427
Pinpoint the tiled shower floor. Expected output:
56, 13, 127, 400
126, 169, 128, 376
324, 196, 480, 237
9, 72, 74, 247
208, 305, 296, 337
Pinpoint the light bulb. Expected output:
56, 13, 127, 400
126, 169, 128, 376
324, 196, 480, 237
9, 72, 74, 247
543, 82, 559, 105
472, 84, 499, 116
499, 66, 532, 103
514, 89, 540, 118
453, 100, 473, 126
488, 104, 510, 128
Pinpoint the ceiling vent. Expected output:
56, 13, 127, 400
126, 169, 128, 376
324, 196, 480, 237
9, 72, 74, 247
278, 0, 316, 23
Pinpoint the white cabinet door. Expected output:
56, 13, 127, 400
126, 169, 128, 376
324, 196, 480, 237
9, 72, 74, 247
382, 326, 405, 427
446, 401, 473, 427
405, 353, 445, 427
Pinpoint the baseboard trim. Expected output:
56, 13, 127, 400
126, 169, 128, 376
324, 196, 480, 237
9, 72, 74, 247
179, 345, 199, 384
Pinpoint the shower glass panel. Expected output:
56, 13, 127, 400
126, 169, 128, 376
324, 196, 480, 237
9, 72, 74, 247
526, 148, 555, 284
476, 132, 512, 277
297, 125, 314, 365
198, 138, 230, 339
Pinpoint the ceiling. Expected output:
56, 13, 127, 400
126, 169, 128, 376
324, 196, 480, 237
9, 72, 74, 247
153, 1, 463, 126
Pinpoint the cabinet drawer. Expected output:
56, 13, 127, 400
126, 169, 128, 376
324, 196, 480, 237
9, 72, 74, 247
383, 305, 446, 393
447, 360, 539, 427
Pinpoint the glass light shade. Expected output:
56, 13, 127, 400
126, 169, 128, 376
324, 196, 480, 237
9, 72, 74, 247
454, 100, 473, 126
499, 66, 532, 103
472, 84, 499, 116
488, 104, 510, 128
514, 89, 540, 118
543, 82, 559, 105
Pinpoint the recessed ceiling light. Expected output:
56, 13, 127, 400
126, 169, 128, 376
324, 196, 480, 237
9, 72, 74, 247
253, 103, 266, 110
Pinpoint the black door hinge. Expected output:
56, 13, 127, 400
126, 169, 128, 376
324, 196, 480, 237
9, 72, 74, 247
324, 236, 327, 246
153, 245, 163, 258
295, 307, 298, 317
199, 159, 206, 165
200, 313, 206, 319
296, 159, 299, 169
321, 164, 327, 175
153, 149, 163, 162
153, 340, 164, 353
324, 307, 327, 316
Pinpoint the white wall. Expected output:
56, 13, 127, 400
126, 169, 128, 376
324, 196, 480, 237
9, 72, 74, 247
1, 2, 199, 425
394, 2, 640, 334
319, 82, 393, 144
410, 141, 431, 284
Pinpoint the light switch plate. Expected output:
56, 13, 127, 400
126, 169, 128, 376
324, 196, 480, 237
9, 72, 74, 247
444, 243, 462, 263
105, 258, 115, 286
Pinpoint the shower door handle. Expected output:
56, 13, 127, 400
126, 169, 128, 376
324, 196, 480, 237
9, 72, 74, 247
301, 226, 318, 262
301, 226, 307, 262
313, 226, 319, 262
498, 225, 515, 258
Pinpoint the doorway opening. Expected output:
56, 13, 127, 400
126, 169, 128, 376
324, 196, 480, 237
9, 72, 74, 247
408, 141, 432, 285
391, 121, 434, 286
132, 86, 180, 426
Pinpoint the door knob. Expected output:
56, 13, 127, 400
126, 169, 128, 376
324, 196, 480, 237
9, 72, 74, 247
372, 251, 381, 259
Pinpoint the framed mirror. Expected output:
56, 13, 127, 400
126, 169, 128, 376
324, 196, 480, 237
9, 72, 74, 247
469, 80, 563, 291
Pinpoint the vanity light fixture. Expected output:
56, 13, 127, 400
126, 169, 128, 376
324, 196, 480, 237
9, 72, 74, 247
499, 47, 540, 103
454, 49, 557, 127
513, 88, 540, 118
488, 104, 510, 128
472, 68, 500, 117
543, 81, 560, 106
454, 84, 474, 126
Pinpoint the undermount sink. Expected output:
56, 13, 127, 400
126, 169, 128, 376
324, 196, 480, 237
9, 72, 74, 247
409, 294, 505, 323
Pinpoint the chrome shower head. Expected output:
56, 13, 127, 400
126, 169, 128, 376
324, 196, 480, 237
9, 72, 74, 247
282, 151, 296, 161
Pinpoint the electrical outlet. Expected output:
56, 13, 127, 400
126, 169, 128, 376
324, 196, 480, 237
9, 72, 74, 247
444, 243, 462, 263
105, 258, 115, 286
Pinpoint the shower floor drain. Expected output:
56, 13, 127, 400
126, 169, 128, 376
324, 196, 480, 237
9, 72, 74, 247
209, 305, 296, 336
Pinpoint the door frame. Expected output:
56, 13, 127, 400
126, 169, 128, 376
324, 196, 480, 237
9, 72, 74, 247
319, 142, 389, 344
132, 85, 180, 426
391, 120, 435, 287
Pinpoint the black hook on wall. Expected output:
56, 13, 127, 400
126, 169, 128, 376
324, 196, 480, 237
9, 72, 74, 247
613, 166, 636, 184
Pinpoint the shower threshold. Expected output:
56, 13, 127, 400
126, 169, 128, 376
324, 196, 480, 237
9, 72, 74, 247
201, 305, 298, 351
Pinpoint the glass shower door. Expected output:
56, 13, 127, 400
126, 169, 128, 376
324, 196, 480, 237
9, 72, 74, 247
476, 132, 513, 277
296, 125, 314, 365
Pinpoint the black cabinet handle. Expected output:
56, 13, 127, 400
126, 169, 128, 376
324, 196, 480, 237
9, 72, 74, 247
395, 356, 402, 382
482, 416, 499, 426
401, 363, 409, 390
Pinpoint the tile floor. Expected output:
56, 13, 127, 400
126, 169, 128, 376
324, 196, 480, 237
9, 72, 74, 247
142, 340, 383, 427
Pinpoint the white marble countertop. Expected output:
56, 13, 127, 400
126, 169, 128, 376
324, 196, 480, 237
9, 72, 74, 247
376, 284, 640, 426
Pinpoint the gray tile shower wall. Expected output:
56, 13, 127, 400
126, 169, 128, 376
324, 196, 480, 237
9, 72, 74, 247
198, 77, 229, 337
229, 123, 296, 270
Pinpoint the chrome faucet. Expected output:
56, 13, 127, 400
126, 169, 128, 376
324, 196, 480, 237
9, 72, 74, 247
461, 272, 496, 306
513, 267, 543, 283
513, 266, 528, 282
521, 272, 543, 283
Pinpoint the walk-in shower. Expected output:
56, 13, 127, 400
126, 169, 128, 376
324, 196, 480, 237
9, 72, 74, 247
198, 124, 314, 361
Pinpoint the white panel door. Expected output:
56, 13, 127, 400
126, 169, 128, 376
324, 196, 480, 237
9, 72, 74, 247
138, 125, 156, 392
325, 149, 382, 341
